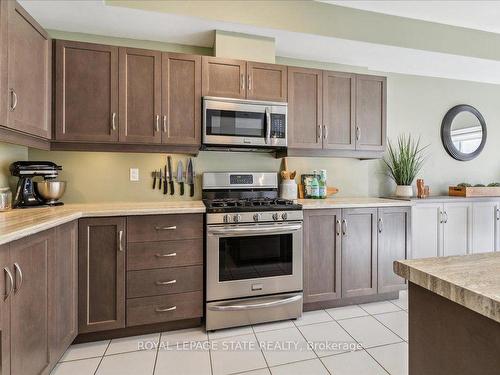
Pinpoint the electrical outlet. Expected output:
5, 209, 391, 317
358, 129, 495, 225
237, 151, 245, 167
129, 168, 139, 182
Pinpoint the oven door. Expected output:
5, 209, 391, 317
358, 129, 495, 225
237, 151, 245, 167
206, 221, 303, 301
203, 98, 286, 147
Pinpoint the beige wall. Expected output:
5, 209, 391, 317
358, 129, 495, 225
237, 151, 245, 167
214, 30, 275, 63
0, 143, 28, 192
4, 31, 500, 203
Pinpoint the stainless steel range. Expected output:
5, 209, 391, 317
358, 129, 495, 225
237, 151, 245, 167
203, 172, 303, 331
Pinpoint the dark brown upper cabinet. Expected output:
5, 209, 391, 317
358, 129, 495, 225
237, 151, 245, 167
287, 66, 323, 149
78, 217, 126, 334
1, 0, 50, 142
304, 209, 342, 304
55, 40, 119, 143
202, 56, 246, 99
162, 52, 201, 146
119, 48, 161, 144
247, 61, 287, 102
323, 71, 356, 150
355, 74, 386, 151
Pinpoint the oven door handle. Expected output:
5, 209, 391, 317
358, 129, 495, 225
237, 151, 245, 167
208, 223, 302, 236
208, 294, 302, 312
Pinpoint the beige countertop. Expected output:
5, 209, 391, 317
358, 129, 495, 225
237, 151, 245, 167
0, 201, 206, 245
394, 253, 500, 323
298, 197, 414, 209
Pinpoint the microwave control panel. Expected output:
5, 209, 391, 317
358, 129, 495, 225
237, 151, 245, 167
270, 114, 286, 138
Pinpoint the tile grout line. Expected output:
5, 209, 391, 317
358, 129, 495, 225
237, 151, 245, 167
93, 340, 111, 375
151, 334, 161, 375
251, 324, 271, 373
371, 312, 408, 343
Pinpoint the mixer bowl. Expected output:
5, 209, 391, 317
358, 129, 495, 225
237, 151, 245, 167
35, 181, 66, 204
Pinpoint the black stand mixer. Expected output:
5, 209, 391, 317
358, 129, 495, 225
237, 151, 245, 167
10, 161, 64, 208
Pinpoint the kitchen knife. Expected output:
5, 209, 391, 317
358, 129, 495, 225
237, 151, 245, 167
167, 156, 174, 195
163, 163, 168, 194
152, 170, 157, 189
176, 160, 185, 195
186, 158, 195, 197
158, 169, 162, 190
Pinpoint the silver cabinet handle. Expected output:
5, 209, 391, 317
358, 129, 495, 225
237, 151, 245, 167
155, 114, 160, 132
208, 294, 302, 312
163, 115, 167, 133
342, 219, 347, 236
444, 211, 449, 223
111, 112, 117, 131
496, 208, 500, 221
378, 217, 383, 233
156, 279, 176, 286
13, 263, 22, 294
156, 305, 177, 313
4, 267, 13, 299
155, 226, 177, 231
336, 219, 341, 236
356, 126, 361, 141
155, 252, 177, 258
439, 211, 443, 224
247, 73, 252, 91
323, 125, 328, 140
118, 230, 124, 252
317, 125, 322, 141
240, 73, 245, 91
9, 88, 18, 111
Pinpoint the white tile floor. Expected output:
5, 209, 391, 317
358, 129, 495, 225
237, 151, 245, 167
51, 292, 408, 375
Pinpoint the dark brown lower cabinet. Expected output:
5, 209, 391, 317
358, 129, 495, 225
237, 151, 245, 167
78, 217, 126, 333
377, 207, 410, 293
9, 230, 52, 375
303, 209, 341, 303
341, 208, 378, 298
303, 206, 409, 307
0, 243, 12, 375
49, 221, 78, 362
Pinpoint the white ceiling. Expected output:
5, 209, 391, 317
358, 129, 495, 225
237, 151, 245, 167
322, 1, 500, 34
19, 0, 500, 85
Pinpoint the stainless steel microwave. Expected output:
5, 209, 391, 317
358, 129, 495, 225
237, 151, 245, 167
202, 97, 287, 150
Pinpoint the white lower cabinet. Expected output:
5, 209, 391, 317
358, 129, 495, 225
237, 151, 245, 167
412, 199, 499, 259
471, 201, 500, 253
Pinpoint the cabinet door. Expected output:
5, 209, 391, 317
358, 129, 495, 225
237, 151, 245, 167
78, 217, 126, 333
0, 244, 11, 375
411, 203, 443, 259
0, 1, 7, 127
443, 202, 471, 256
322, 71, 356, 150
10, 230, 51, 375
247, 62, 287, 102
341, 208, 378, 298
119, 48, 161, 144
287, 67, 323, 149
162, 52, 201, 146
355, 74, 386, 151
202, 56, 246, 99
6, 0, 51, 139
378, 207, 410, 294
303, 209, 341, 303
49, 221, 78, 364
471, 201, 499, 253
55, 40, 119, 142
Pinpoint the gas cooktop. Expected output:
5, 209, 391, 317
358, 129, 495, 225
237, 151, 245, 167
204, 197, 302, 213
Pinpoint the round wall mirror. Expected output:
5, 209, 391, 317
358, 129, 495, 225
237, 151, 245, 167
441, 104, 487, 161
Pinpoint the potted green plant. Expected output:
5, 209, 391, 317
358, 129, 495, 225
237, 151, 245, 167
384, 134, 428, 197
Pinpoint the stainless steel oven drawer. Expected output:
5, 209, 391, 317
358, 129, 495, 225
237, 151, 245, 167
206, 292, 303, 331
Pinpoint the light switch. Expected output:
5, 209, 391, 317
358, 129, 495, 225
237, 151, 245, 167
129, 168, 139, 182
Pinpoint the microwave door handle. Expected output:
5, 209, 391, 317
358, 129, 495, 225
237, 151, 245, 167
265, 107, 271, 144
208, 223, 302, 236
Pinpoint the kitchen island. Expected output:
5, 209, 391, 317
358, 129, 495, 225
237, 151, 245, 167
394, 253, 500, 375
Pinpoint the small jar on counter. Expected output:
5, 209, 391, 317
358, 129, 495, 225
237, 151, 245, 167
0, 187, 12, 211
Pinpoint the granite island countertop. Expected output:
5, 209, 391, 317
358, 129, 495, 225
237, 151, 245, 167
298, 197, 414, 209
0, 201, 206, 245
394, 253, 500, 323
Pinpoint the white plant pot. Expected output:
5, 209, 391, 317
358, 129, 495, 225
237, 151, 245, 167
395, 185, 413, 198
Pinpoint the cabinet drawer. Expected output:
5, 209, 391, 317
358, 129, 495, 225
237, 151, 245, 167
126, 291, 203, 326
127, 239, 203, 271
127, 214, 203, 243
127, 265, 203, 298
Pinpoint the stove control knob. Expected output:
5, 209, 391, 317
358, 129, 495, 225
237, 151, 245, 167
223, 214, 231, 223
281, 212, 288, 220
253, 213, 262, 222
272, 213, 279, 221
233, 214, 241, 223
